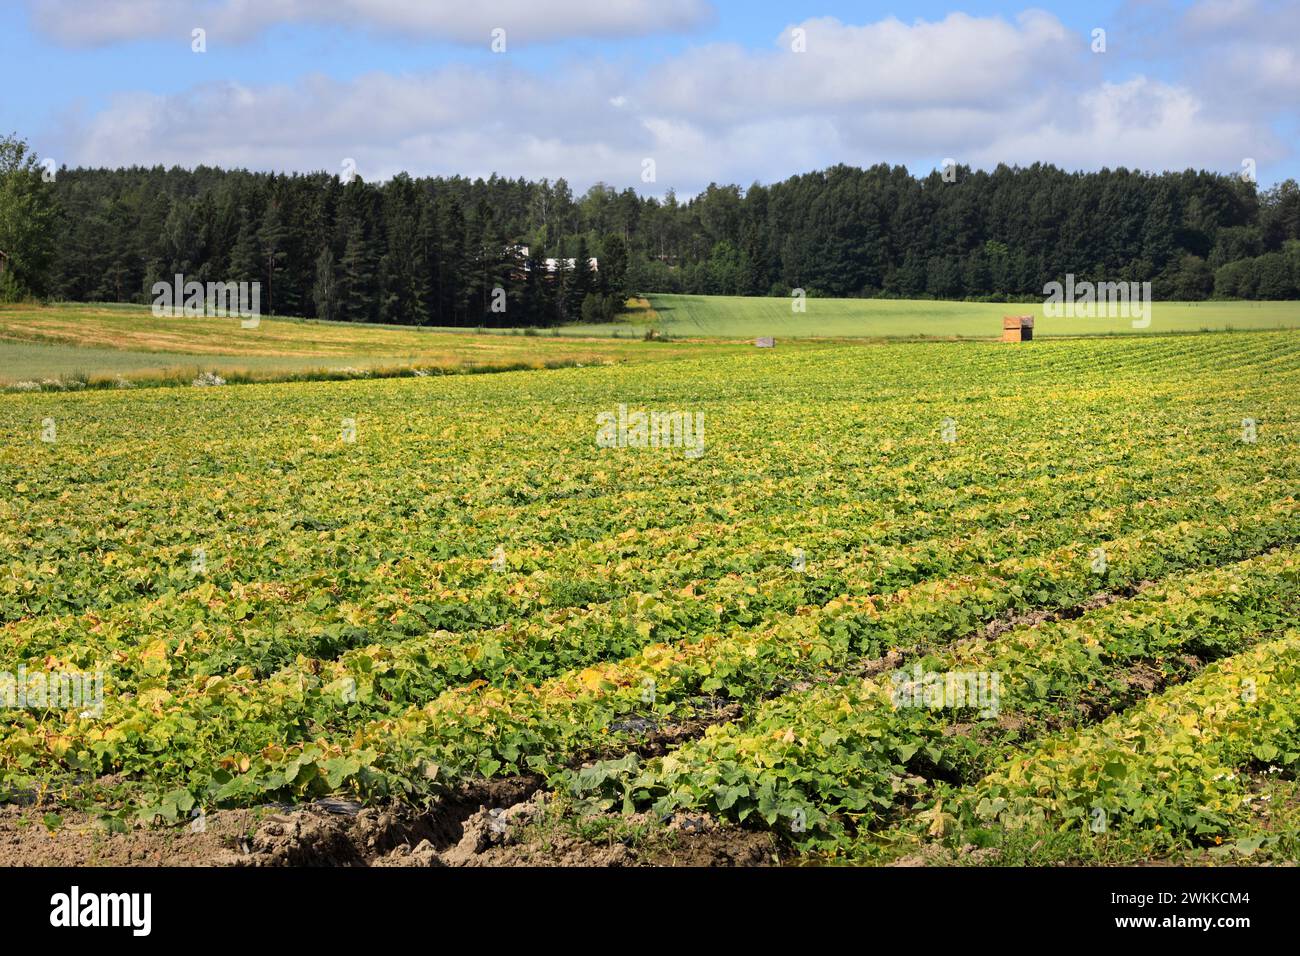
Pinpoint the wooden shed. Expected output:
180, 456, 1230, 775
1002, 315, 1034, 342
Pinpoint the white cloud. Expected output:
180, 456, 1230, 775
1114, 1, 1300, 111
48, 10, 1292, 192
1180, 0, 1300, 107
65, 64, 654, 186
642, 12, 1074, 127
972, 76, 1281, 174
25, 0, 713, 45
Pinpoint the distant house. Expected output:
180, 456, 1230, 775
508, 245, 598, 276
542, 257, 599, 273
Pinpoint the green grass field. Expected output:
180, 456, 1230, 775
643, 294, 1300, 338
5, 298, 1298, 389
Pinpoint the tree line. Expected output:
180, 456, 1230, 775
37, 161, 627, 327
4, 133, 1300, 321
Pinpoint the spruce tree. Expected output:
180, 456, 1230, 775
228, 214, 260, 285
259, 200, 288, 315
338, 223, 375, 323
313, 245, 338, 322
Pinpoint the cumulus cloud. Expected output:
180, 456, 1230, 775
972, 76, 1281, 174
1178, 0, 1300, 107
640, 12, 1073, 126
47, 10, 1292, 192
65, 64, 655, 186
1112, 0, 1300, 111
25, 0, 713, 46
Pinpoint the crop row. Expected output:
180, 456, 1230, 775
0, 331, 1294, 822
10, 470, 1282, 700
4, 398, 1283, 632
943, 626, 1300, 841
567, 547, 1299, 842
3, 332, 1292, 624
8, 497, 1286, 815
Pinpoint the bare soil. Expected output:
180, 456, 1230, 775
0, 775, 776, 867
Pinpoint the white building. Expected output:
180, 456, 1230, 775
509, 245, 598, 273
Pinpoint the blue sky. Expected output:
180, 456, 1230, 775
3, 1, 1297, 193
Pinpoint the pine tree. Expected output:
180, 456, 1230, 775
228, 214, 259, 284
438, 197, 468, 324
259, 200, 288, 315
600, 233, 628, 300
567, 236, 593, 319
338, 223, 376, 323
416, 192, 441, 324
377, 175, 428, 325
521, 242, 545, 326
313, 245, 338, 322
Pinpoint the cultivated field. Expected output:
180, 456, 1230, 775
0, 329, 1297, 866
644, 294, 1300, 339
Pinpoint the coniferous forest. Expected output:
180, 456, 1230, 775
17, 155, 1300, 324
